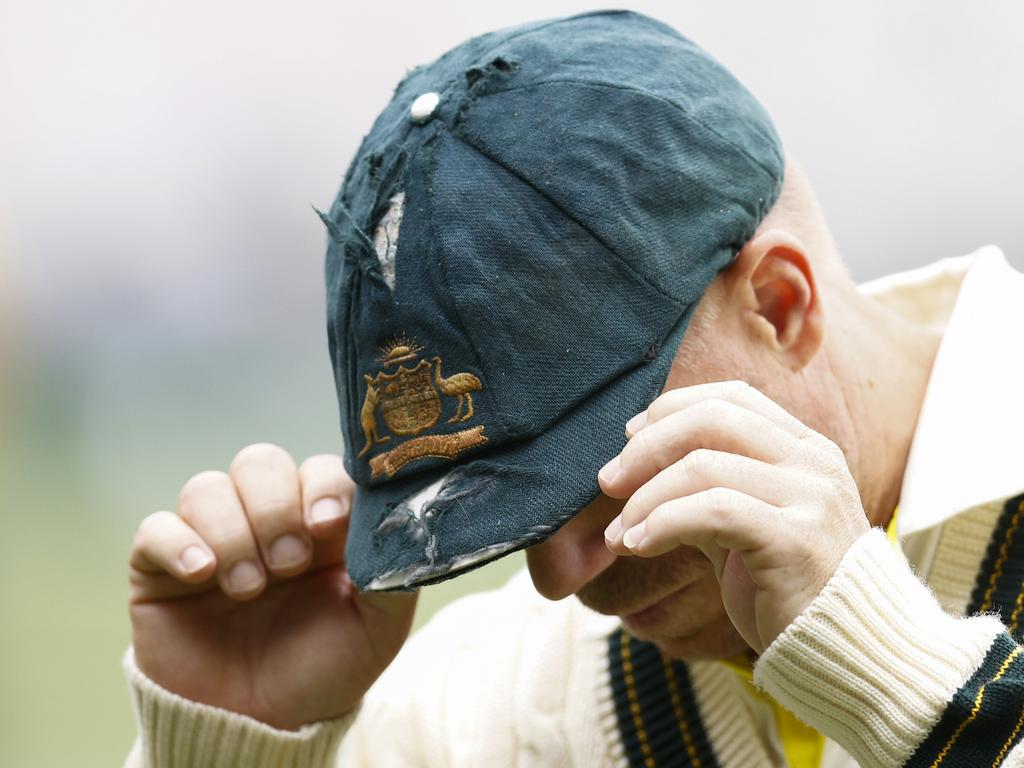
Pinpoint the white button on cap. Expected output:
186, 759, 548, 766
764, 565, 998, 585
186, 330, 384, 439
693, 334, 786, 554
410, 92, 440, 124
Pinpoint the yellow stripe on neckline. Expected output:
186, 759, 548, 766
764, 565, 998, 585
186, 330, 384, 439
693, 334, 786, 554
721, 654, 824, 768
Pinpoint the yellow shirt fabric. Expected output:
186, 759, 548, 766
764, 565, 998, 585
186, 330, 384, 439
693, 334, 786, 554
719, 506, 901, 767
720, 654, 825, 768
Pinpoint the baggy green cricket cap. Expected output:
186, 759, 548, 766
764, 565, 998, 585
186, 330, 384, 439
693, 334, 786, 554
320, 9, 784, 590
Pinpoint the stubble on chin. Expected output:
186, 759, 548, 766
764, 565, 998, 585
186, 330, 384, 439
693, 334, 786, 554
575, 549, 750, 662
575, 546, 709, 614
643, 609, 751, 661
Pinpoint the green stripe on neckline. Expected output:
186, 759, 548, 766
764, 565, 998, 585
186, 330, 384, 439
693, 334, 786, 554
607, 628, 720, 768
968, 492, 1024, 638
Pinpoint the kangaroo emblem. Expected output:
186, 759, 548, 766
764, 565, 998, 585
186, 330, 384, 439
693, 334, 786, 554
357, 375, 390, 458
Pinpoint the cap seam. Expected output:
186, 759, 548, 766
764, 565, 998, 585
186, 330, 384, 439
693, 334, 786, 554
390, 13, 583, 118
392, 12, 688, 163
424, 137, 516, 440
469, 78, 783, 186
446, 129, 688, 310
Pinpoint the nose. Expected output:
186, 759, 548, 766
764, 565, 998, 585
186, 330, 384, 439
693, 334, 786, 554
526, 493, 623, 601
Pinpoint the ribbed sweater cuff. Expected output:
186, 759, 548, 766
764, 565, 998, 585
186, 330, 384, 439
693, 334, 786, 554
752, 527, 1005, 768
122, 646, 353, 768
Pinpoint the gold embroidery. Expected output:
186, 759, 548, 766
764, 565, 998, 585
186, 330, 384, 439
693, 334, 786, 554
662, 655, 702, 767
1002, 500, 1024, 635
930, 645, 1023, 768
979, 500, 1024, 613
358, 336, 487, 473
369, 426, 488, 479
432, 356, 482, 422
377, 358, 441, 436
621, 630, 657, 768
356, 375, 390, 458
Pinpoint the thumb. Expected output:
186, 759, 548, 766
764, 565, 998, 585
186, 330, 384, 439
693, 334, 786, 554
720, 551, 762, 652
353, 584, 418, 661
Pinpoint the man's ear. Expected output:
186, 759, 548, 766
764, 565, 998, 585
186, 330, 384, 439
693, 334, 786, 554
728, 229, 824, 371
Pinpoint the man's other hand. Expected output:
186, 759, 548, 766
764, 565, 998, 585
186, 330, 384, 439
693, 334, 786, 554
600, 380, 871, 655
128, 444, 416, 730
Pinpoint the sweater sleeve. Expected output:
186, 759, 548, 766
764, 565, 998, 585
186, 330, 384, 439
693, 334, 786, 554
121, 646, 355, 768
752, 527, 1024, 768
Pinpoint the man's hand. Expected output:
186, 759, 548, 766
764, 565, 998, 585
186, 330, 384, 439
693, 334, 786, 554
600, 380, 870, 655
128, 444, 416, 730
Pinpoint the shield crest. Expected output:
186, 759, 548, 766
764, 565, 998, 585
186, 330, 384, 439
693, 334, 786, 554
375, 359, 441, 436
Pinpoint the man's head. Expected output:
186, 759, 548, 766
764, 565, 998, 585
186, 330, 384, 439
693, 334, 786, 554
525, 160, 872, 660
325, 10, 925, 607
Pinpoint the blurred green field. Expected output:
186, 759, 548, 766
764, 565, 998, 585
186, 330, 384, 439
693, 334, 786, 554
0, 350, 524, 768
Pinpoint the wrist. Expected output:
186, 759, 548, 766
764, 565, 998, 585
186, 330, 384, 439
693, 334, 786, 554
123, 646, 355, 767
753, 528, 1004, 768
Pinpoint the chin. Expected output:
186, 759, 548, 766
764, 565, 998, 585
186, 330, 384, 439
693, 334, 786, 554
641, 619, 751, 661
619, 579, 751, 661
571, 544, 753, 661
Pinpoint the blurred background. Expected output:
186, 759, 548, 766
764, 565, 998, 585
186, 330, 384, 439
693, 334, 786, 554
2, 0, 1022, 764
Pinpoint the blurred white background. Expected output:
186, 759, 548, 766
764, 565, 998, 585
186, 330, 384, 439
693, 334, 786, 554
1, 1, 1021, 764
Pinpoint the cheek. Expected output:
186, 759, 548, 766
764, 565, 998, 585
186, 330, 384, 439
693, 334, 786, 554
663, 342, 751, 394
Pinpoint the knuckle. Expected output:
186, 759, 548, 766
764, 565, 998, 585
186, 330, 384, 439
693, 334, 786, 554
723, 379, 753, 399
230, 442, 295, 475
245, 493, 300, 521
705, 485, 733, 509
692, 397, 730, 424
683, 447, 716, 478
814, 472, 848, 504
645, 507, 670, 540
632, 423, 654, 459
646, 388, 672, 411
620, 494, 649, 528
299, 453, 351, 485
648, 388, 684, 422
179, 470, 231, 506
810, 437, 849, 474
633, 426, 671, 473
133, 511, 167, 548
798, 424, 829, 446
826, 439, 848, 463
620, 425, 654, 474
201, 520, 255, 554
299, 452, 340, 473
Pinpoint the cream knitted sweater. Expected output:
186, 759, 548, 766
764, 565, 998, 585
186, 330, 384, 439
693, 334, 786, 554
121, 247, 1024, 767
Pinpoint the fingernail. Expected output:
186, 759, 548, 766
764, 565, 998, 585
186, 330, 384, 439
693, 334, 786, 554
623, 522, 646, 550
180, 545, 213, 574
227, 560, 263, 593
310, 497, 345, 525
269, 534, 309, 569
625, 411, 647, 434
604, 516, 622, 543
599, 455, 620, 484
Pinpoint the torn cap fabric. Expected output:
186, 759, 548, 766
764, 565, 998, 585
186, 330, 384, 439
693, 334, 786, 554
321, 9, 784, 591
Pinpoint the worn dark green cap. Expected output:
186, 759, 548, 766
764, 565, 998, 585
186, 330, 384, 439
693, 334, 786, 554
321, 9, 783, 590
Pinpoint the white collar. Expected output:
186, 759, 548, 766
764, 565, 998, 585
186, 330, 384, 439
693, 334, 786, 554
858, 246, 1024, 538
